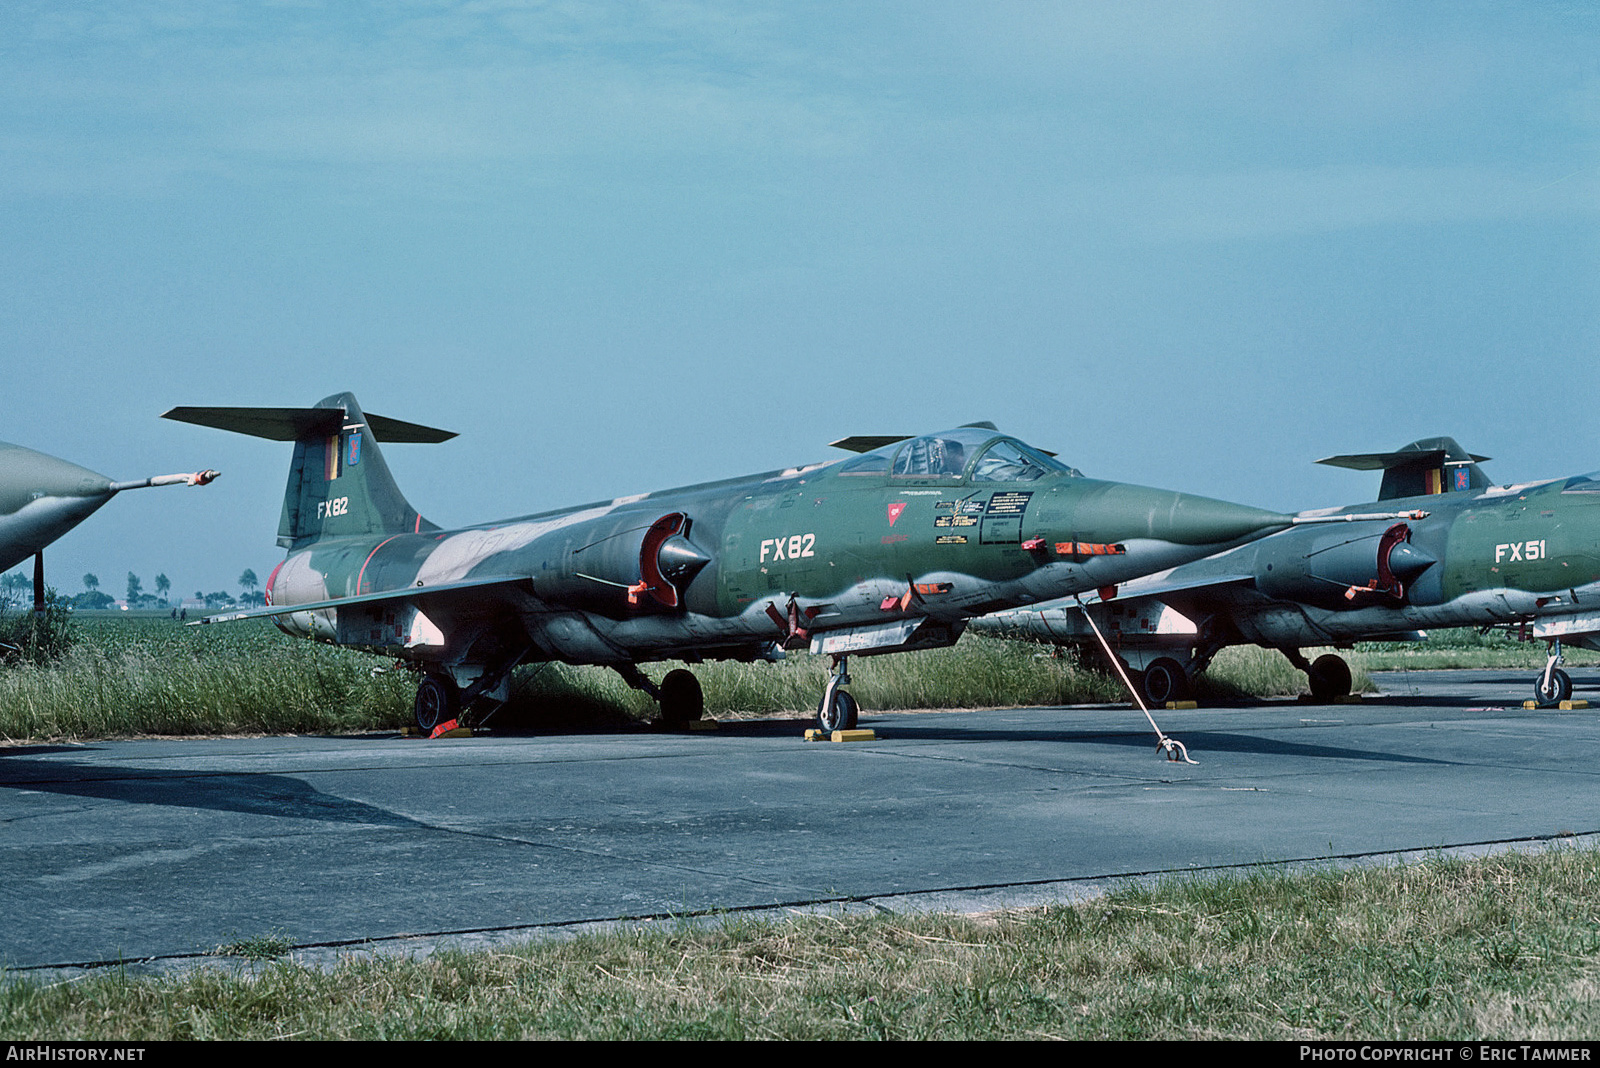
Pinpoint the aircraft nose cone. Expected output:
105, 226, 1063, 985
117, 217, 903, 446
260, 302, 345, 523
0, 444, 117, 574
1074, 484, 1289, 546
0, 443, 113, 509
0, 443, 113, 516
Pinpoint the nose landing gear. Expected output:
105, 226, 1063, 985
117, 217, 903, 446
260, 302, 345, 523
817, 654, 860, 732
1534, 641, 1573, 708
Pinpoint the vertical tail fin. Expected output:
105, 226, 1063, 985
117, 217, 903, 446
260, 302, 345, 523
1317, 437, 1493, 502
162, 392, 456, 548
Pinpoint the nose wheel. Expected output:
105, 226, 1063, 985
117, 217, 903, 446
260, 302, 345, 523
1534, 642, 1572, 707
1534, 669, 1572, 707
817, 654, 860, 732
818, 689, 859, 732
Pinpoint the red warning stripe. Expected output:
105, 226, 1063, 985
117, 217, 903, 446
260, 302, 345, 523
1054, 542, 1127, 556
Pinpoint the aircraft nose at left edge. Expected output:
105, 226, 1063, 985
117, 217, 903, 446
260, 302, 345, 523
1053, 485, 1293, 573
4, 445, 113, 501
1094, 485, 1290, 545
1079, 486, 1425, 551
1147, 492, 1297, 546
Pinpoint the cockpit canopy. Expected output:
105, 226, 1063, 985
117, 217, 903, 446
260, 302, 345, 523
1561, 473, 1600, 493
836, 428, 1080, 482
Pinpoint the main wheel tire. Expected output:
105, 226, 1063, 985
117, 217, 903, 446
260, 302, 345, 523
659, 668, 705, 725
817, 689, 859, 732
1308, 654, 1353, 700
1534, 668, 1573, 708
1140, 658, 1189, 707
415, 673, 460, 735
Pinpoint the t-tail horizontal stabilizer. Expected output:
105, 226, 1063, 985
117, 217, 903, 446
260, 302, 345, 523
162, 393, 454, 549
159, 407, 456, 444
1318, 437, 1491, 500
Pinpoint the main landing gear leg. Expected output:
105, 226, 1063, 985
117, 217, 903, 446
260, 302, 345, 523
816, 654, 859, 732
414, 646, 533, 737
1534, 640, 1572, 708
454, 646, 532, 730
1282, 648, 1353, 700
616, 663, 705, 726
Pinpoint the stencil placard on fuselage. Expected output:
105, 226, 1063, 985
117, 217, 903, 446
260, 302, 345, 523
980, 491, 1032, 545
934, 496, 986, 532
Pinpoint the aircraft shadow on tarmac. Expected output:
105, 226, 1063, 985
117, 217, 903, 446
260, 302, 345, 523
856, 721, 1455, 764
0, 754, 422, 828
459, 706, 1461, 764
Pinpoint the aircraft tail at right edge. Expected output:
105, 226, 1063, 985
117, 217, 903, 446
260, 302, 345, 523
1317, 436, 1492, 501
162, 392, 455, 549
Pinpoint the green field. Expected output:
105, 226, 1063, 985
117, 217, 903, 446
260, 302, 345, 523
1356, 629, 1600, 672
4, 846, 1597, 1040
0, 613, 1589, 743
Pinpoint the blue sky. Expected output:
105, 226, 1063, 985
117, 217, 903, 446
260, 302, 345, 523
2, 1, 1597, 598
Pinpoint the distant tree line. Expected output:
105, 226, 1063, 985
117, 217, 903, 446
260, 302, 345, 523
0, 568, 269, 612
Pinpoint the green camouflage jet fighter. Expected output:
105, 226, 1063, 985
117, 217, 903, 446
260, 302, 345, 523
0, 441, 217, 612
974, 437, 1600, 708
165, 392, 1414, 748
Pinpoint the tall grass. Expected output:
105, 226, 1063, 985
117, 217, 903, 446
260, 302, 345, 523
0, 625, 415, 739
0, 619, 1130, 741
0, 617, 1573, 744
0, 592, 77, 665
